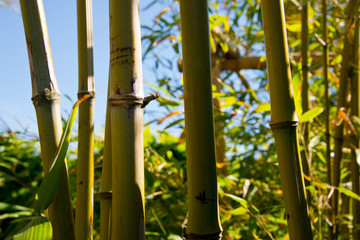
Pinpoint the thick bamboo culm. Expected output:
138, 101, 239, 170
351, 23, 360, 239
179, 0, 222, 238
99, 75, 112, 240
331, 0, 359, 238
19, 1, 75, 239
75, 0, 95, 239
301, 0, 311, 193
261, 1, 313, 239
109, 0, 145, 239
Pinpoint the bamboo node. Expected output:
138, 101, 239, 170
77, 91, 96, 99
98, 191, 112, 199
109, 94, 143, 109
270, 121, 298, 130
182, 226, 222, 240
31, 88, 61, 106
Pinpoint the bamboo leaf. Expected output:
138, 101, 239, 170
299, 107, 323, 123
13, 216, 52, 240
253, 102, 270, 113
337, 187, 360, 201
37, 95, 90, 210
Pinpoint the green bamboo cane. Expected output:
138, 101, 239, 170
109, 0, 145, 238
75, 0, 95, 239
99, 74, 112, 240
301, 0, 311, 197
331, 1, 359, 238
351, 21, 360, 239
321, 0, 333, 237
179, 0, 222, 238
19, 1, 75, 239
261, 1, 313, 239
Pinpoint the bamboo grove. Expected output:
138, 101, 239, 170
1, 0, 359, 239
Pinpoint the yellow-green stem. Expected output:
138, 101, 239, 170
351, 20, 360, 239
179, 0, 222, 238
19, 0, 75, 239
99, 75, 112, 240
261, 1, 313, 239
301, 0, 311, 200
109, 0, 145, 239
75, 0, 95, 239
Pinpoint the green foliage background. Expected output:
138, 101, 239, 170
1, 0, 359, 239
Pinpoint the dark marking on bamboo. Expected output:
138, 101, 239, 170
195, 190, 216, 204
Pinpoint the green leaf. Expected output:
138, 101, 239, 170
37, 95, 89, 210
13, 216, 52, 240
337, 187, 360, 201
254, 103, 270, 113
299, 107, 323, 123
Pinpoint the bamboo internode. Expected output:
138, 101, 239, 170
76, 0, 95, 239
261, 0, 313, 239
19, 0, 75, 239
179, 0, 222, 238
109, 0, 145, 239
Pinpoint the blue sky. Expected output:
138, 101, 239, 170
0, 2, 166, 135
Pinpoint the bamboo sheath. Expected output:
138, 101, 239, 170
179, 0, 222, 238
109, 0, 145, 239
351, 22, 360, 239
261, 1, 313, 239
76, 0, 95, 239
19, 1, 75, 239
331, 0, 359, 237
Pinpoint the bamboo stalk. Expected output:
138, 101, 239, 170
75, 0, 95, 239
322, 0, 334, 238
179, 0, 222, 238
301, 0, 311, 196
99, 74, 112, 240
261, 1, 313, 239
212, 54, 227, 176
109, 0, 145, 239
331, 1, 359, 238
351, 21, 360, 239
19, 1, 75, 239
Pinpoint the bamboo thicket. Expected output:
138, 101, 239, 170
75, 0, 95, 239
261, 0, 313, 239
179, 0, 222, 238
19, 0, 75, 239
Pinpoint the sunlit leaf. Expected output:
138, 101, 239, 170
37, 95, 90, 210
299, 107, 323, 123
13, 216, 52, 240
